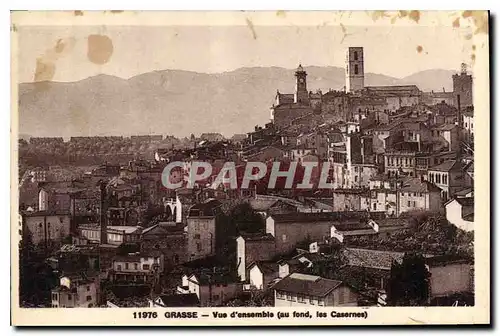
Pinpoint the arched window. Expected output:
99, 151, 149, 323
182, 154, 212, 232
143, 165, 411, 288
354, 51, 358, 61
354, 64, 359, 75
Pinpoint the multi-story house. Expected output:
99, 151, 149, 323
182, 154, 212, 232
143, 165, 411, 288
398, 178, 443, 215
51, 274, 98, 308
427, 159, 470, 201
247, 261, 280, 290
141, 222, 186, 269
78, 224, 142, 246
109, 251, 164, 283
273, 273, 358, 307
236, 233, 276, 282
462, 108, 474, 143
176, 272, 242, 307
186, 199, 222, 261
431, 123, 460, 152
445, 197, 474, 232
21, 210, 71, 247
368, 176, 443, 217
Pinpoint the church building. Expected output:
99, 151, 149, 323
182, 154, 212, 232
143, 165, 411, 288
271, 65, 317, 130
270, 47, 473, 130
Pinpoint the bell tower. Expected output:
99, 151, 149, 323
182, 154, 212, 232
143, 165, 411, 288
452, 63, 473, 107
294, 64, 309, 104
345, 47, 365, 93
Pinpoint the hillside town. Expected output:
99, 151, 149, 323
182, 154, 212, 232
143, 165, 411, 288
18, 47, 475, 309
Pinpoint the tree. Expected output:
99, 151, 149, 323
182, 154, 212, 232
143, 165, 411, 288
230, 202, 265, 234
387, 253, 430, 306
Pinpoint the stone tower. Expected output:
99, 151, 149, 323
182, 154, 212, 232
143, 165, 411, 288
294, 64, 309, 104
345, 47, 365, 93
453, 63, 473, 107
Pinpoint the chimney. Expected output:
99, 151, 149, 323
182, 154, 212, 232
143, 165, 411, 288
99, 181, 108, 245
457, 94, 462, 161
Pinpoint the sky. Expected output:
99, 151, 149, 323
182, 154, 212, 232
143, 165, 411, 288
17, 24, 474, 83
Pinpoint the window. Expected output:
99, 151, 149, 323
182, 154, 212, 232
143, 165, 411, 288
194, 234, 201, 239
298, 295, 306, 303
117, 265, 122, 271
408, 201, 411, 207
134, 263, 138, 270
143, 264, 150, 271
86, 295, 92, 301
67, 294, 72, 300
196, 242, 202, 252
125, 263, 129, 270
277, 291, 284, 299
354, 64, 359, 75
373, 203, 377, 210
86, 286, 90, 291
354, 51, 358, 61
309, 297, 315, 305
443, 175, 448, 185
52, 293, 58, 301
287, 294, 292, 301
318, 298, 325, 306
413, 201, 416, 207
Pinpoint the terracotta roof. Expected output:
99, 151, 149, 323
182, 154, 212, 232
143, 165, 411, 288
270, 211, 370, 223
399, 178, 442, 193
277, 93, 294, 103
239, 233, 275, 242
463, 213, 474, 221
273, 273, 343, 297
21, 210, 71, 217
188, 199, 222, 217
433, 123, 457, 131
190, 272, 239, 286
428, 160, 463, 172
249, 199, 278, 211
455, 187, 473, 197
425, 255, 472, 267
454, 197, 474, 207
158, 293, 200, 307
248, 260, 279, 274
344, 248, 404, 270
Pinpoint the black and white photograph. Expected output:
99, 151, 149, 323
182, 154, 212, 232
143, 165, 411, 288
10, 10, 490, 326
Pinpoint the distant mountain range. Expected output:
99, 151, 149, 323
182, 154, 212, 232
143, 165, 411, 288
18, 66, 457, 138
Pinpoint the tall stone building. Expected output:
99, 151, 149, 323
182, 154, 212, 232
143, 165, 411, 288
453, 63, 473, 107
294, 64, 309, 104
345, 47, 365, 93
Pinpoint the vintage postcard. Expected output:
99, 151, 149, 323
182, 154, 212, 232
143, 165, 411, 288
11, 10, 490, 326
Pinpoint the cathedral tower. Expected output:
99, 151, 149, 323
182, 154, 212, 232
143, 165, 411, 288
345, 47, 365, 93
453, 63, 473, 107
294, 64, 309, 104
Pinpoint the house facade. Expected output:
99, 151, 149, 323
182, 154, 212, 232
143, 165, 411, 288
51, 275, 98, 308
273, 273, 358, 307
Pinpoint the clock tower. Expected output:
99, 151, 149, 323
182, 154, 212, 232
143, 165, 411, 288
294, 64, 309, 104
